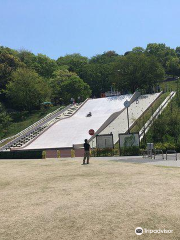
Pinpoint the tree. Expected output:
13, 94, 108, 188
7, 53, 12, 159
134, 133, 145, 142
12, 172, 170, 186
166, 57, 180, 77
50, 69, 77, 104
0, 103, 12, 138
57, 54, 88, 75
60, 76, 91, 103
18, 49, 38, 69
50, 69, 91, 104
145, 43, 176, 69
132, 47, 145, 53
175, 47, 180, 58
6, 68, 51, 111
112, 53, 165, 92
80, 63, 113, 97
0, 52, 24, 90
18, 51, 59, 79
34, 54, 58, 79
0, 46, 19, 57
89, 51, 119, 64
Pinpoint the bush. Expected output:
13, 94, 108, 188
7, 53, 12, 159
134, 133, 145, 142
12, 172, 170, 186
91, 148, 114, 157
155, 142, 176, 152
120, 146, 140, 156
0, 150, 42, 159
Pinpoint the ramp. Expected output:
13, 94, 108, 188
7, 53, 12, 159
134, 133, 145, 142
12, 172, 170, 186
23, 95, 132, 149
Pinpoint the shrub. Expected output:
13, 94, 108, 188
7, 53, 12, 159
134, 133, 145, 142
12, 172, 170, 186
120, 146, 140, 156
91, 148, 114, 157
155, 142, 176, 152
0, 150, 42, 159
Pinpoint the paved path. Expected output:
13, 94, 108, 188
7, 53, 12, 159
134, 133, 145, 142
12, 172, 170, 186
66, 154, 180, 168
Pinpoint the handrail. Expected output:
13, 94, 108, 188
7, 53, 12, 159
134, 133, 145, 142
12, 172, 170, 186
0, 103, 80, 151
1, 99, 88, 151
18, 99, 89, 149
139, 92, 176, 140
0, 105, 69, 145
166, 150, 177, 161
154, 149, 164, 159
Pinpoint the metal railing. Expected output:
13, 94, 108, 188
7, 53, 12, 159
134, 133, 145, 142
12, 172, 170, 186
139, 91, 176, 141
166, 150, 177, 161
0, 103, 83, 151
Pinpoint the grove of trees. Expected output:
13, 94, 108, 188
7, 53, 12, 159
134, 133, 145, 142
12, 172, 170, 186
1, 43, 180, 115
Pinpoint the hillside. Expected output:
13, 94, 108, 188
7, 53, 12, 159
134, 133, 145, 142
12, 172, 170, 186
0, 105, 64, 143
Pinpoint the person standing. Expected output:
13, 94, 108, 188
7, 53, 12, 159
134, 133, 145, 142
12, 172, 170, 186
83, 139, 90, 164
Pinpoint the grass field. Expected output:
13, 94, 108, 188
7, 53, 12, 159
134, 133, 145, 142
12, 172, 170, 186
1, 158, 180, 240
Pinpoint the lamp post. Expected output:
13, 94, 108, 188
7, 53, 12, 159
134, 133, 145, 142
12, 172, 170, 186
124, 100, 131, 134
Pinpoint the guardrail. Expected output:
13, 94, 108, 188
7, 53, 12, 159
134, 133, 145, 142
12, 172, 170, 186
0, 105, 70, 145
0, 98, 88, 151
139, 91, 176, 141
166, 150, 177, 161
18, 100, 89, 150
142, 148, 164, 159
0, 103, 82, 151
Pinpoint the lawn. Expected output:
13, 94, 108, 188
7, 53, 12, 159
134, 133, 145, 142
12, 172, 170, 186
0, 158, 180, 240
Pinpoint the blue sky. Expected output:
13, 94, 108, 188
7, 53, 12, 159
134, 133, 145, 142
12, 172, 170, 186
0, 0, 180, 59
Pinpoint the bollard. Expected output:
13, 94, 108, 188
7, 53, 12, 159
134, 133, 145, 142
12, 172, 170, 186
42, 151, 46, 159
71, 149, 75, 158
57, 150, 61, 158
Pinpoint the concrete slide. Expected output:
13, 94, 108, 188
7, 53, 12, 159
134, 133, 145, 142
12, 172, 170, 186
23, 95, 132, 149
98, 92, 161, 144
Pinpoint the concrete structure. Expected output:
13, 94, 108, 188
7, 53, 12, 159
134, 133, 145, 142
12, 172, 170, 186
97, 92, 161, 145
1, 92, 165, 155
0, 103, 84, 151
23, 94, 132, 150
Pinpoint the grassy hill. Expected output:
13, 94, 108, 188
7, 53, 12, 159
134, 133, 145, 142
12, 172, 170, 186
130, 92, 169, 133
0, 105, 65, 141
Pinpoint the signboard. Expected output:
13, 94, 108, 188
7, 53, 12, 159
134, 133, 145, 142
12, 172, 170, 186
124, 100, 130, 108
96, 134, 114, 149
89, 129, 95, 135
119, 133, 140, 148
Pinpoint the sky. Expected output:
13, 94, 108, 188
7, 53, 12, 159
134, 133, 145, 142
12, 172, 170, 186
0, 0, 180, 59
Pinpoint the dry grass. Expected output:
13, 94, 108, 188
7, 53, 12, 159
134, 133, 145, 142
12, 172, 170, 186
0, 158, 180, 240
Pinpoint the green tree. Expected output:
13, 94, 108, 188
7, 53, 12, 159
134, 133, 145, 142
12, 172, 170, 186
34, 54, 58, 79
18, 51, 59, 79
80, 63, 113, 96
0, 52, 24, 90
113, 53, 165, 92
145, 43, 176, 69
89, 51, 119, 64
6, 68, 51, 111
0, 103, 12, 138
60, 75, 91, 103
175, 47, 180, 58
50, 69, 77, 104
57, 53, 88, 75
18, 50, 38, 69
166, 57, 180, 77
132, 47, 145, 53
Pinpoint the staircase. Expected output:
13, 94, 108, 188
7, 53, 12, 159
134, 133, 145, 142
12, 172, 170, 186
0, 103, 83, 151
